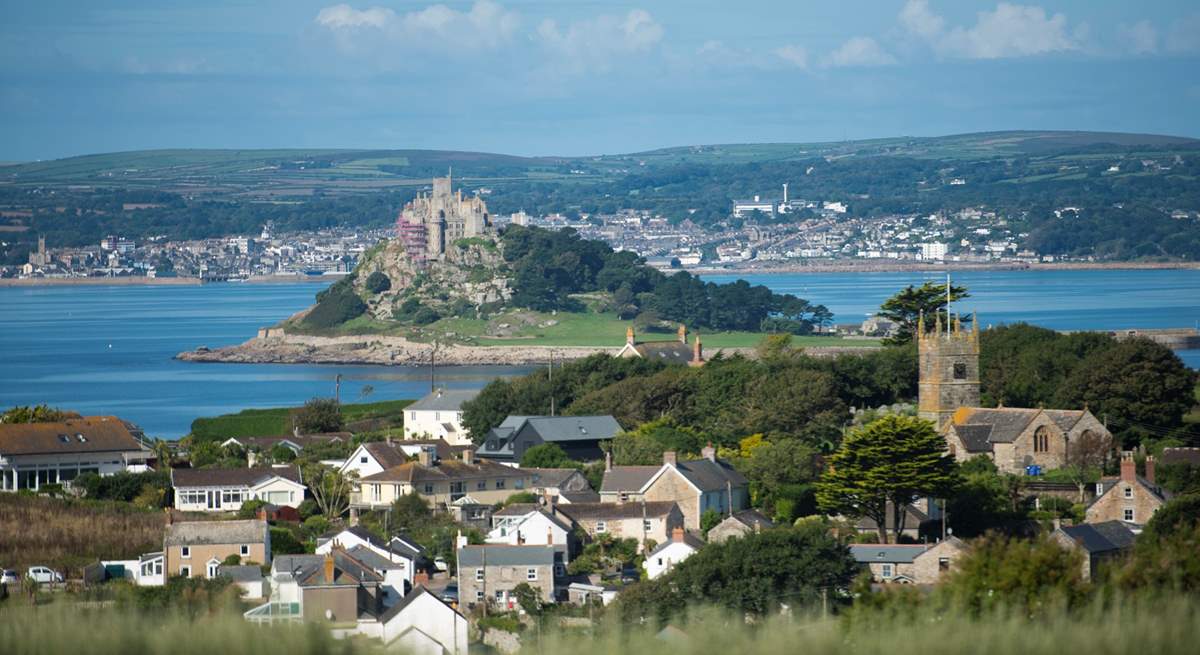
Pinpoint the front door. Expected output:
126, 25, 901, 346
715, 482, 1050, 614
207, 490, 221, 510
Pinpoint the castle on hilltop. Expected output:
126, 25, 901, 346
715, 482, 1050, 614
918, 312, 1112, 475
396, 172, 491, 266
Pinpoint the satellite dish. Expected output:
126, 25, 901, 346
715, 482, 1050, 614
325, 609, 333, 620
947, 528, 953, 536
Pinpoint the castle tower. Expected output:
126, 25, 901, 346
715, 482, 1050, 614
917, 312, 980, 429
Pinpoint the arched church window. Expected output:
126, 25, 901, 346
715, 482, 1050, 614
1033, 426, 1049, 453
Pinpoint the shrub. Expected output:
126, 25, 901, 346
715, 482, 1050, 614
304, 280, 366, 329
293, 398, 343, 433
238, 499, 268, 520
364, 271, 391, 294
297, 498, 320, 520
269, 526, 307, 555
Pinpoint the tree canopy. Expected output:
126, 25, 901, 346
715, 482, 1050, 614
878, 281, 970, 345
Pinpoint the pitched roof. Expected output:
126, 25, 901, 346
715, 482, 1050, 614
634, 341, 693, 363
457, 545, 557, 567
346, 545, 410, 571
1058, 521, 1136, 554
1161, 447, 1200, 467
296, 550, 384, 587
855, 503, 929, 532
479, 416, 622, 458
949, 407, 1041, 443
318, 526, 422, 559
360, 457, 530, 484
218, 565, 264, 583
171, 466, 302, 488
647, 532, 704, 557
848, 544, 929, 564
378, 586, 464, 623
1043, 409, 1085, 433
554, 501, 679, 521
407, 389, 479, 412
164, 519, 268, 547
364, 442, 410, 469
670, 458, 747, 492
528, 468, 585, 489
599, 466, 660, 493
493, 503, 539, 517
559, 490, 601, 504
224, 434, 349, 451
0, 416, 148, 456
953, 424, 994, 452
726, 509, 774, 530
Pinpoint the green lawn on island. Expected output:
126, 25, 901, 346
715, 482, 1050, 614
190, 399, 413, 439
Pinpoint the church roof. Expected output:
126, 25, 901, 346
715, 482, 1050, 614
952, 424, 994, 452
949, 407, 1040, 443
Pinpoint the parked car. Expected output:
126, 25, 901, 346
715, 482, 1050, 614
433, 557, 449, 572
438, 583, 458, 604
0, 569, 19, 585
26, 566, 62, 584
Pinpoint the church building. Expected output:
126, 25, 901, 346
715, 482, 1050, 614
918, 313, 1113, 475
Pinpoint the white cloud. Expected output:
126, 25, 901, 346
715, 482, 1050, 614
1117, 20, 1157, 55
536, 9, 663, 72
314, 1, 520, 53
773, 44, 809, 69
900, 1, 1079, 59
1165, 14, 1200, 54
821, 37, 897, 67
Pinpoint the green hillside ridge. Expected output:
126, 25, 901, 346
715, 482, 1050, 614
189, 398, 413, 440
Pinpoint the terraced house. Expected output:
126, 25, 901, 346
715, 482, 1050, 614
600, 447, 749, 531
0, 415, 151, 492
352, 446, 532, 510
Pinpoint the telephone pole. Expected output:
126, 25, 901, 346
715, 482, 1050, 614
548, 350, 555, 417
335, 374, 342, 403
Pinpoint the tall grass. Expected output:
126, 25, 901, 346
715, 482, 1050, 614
189, 399, 413, 439
0, 494, 164, 572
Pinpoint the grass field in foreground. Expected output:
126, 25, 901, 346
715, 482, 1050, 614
189, 399, 413, 440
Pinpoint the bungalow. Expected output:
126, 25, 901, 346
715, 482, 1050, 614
566, 582, 617, 607
476, 415, 622, 464
643, 527, 704, 579
170, 465, 305, 512
456, 543, 557, 610
164, 516, 271, 579
849, 537, 967, 585
551, 500, 684, 551
339, 439, 470, 480
99, 551, 164, 587
403, 388, 479, 446
220, 433, 349, 459
707, 509, 774, 543
599, 447, 749, 531
0, 416, 151, 492
315, 526, 424, 597
351, 447, 533, 510
1052, 520, 1136, 581
1085, 452, 1168, 528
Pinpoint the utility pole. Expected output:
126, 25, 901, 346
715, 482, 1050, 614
430, 340, 439, 392
335, 374, 342, 403
548, 351, 555, 417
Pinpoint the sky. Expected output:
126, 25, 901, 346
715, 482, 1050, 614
1, 0, 1198, 161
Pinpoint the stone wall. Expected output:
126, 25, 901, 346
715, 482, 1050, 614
644, 469, 701, 530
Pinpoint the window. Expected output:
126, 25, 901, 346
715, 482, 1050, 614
476, 591, 484, 601
360, 456, 369, 464
495, 479, 506, 490
475, 568, 484, 582
643, 519, 652, 532
1124, 486, 1133, 499
881, 564, 893, 579
410, 411, 416, 421
657, 558, 663, 566
515, 479, 525, 489
596, 521, 607, 533
240, 545, 250, 556
155, 561, 163, 575
618, 492, 628, 502
206, 560, 219, 578
423, 484, 434, 494
477, 480, 487, 490
527, 568, 537, 581
938, 557, 950, 571
179, 565, 192, 577
181, 546, 191, 559
436, 412, 441, 421
1033, 427, 1050, 453
1124, 509, 1134, 522
953, 362, 967, 380
495, 590, 505, 602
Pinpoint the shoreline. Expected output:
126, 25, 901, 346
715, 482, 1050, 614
0, 274, 343, 288
176, 332, 874, 367
687, 261, 1200, 275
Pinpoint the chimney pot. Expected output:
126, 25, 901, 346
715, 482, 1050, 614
462, 448, 474, 466
1120, 451, 1136, 483
418, 446, 435, 467
701, 443, 716, 462
663, 451, 677, 467
678, 324, 687, 344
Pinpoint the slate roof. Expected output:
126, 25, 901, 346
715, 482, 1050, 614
671, 458, 748, 492
217, 565, 264, 583
296, 550, 384, 587
224, 433, 349, 452
1161, 447, 1200, 466
848, 544, 929, 564
559, 490, 601, 504
554, 501, 679, 521
457, 545, 557, 567
634, 341, 694, 363
528, 468, 586, 489
407, 389, 479, 412
599, 466, 661, 493
478, 416, 621, 458
378, 586, 464, 623
347, 545, 409, 571
359, 458, 530, 484
948, 408, 1041, 443
1058, 521, 1136, 554
647, 532, 705, 557
726, 508, 775, 530
164, 519, 268, 547
1043, 410, 1085, 433
0, 416, 149, 456
953, 424, 995, 452
171, 466, 302, 488
493, 503, 540, 517
317, 526, 423, 560
364, 442, 410, 469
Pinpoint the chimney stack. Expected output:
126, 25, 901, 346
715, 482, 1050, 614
701, 442, 716, 462
672, 527, 684, 543
462, 448, 474, 466
677, 324, 687, 344
323, 553, 335, 584
247, 450, 257, 468
663, 451, 677, 467
257, 507, 268, 522
418, 446, 435, 467
692, 334, 703, 364
626, 326, 635, 346
1145, 455, 1156, 485
1120, 451, 1136, 483
604, 450, 613, 472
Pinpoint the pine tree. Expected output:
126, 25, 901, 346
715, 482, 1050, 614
815, 414, 957, 543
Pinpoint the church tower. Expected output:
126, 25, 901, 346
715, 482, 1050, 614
918, 313, 980, 429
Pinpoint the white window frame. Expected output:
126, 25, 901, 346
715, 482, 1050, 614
475, 568, 484, 582
181, 546, 191, 559
643, 519, 652, 532
595, 521, 607, 533
180, 565, 191, 577
881, 563, 894, 579
206, 560, 220, 578
1124, 486, 1133, 498
495, 479, 506, 490
476, 591, 484, 601
526, 568, 537, 581
1124, 509, 1134, 522
240, 544, 250, 557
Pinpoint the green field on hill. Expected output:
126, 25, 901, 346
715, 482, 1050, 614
189, 399, 413, 440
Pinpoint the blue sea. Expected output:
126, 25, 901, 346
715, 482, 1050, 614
1, 269, 1197, 438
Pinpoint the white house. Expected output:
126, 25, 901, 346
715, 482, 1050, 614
315, 526, 423, 597
377, 587, 469, 655
486, 506, 573, 562
643, 528, 703, 580
100, 551, 164, 587
403, 389, 478, 445
0, 416, 152, 492
170, 466, 305, 512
